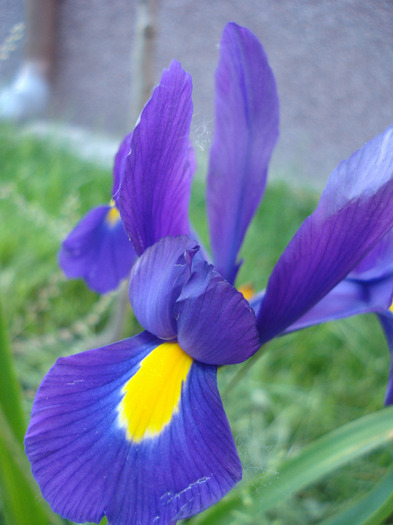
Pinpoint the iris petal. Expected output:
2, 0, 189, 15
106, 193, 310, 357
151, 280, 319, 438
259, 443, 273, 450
378, 314, 393, 405
258, 125, 393, 343
251, 270, 393, 333
130, 235, 260, 364
349, 229, 393, 281
129, 236, 200, 340
176, 261, 260, 364
207, 23, 279, 285
117, 60, 194, 256
25, 332, 241, 524
283, 280, 377, 333
112, 132, 132, 197
255, 231, 393, 333
118, 341, 193, 442
59, 204, 136, 294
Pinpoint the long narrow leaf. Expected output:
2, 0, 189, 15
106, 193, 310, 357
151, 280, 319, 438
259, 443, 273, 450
0, 294, 25, 442
321, 466, 393, 525
255, 407, 393, 514
0, 441, 48, 525
0, 295, 64, 525
193, 407, 393, 524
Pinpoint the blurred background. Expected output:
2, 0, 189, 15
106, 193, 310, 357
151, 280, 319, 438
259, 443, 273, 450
2, 0, 393, 186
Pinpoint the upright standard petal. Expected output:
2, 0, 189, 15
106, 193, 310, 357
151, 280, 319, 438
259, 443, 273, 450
59, 204, 136, 294
258, 125, 393, 344
25, 333, 241, 524
117, 60, 194, 256
207, 23, 279, 285
112, 132, 133, 197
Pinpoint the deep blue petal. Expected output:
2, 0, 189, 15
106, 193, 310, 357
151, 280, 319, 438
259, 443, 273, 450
280, 274, 393, 333
377, 313, 393, 405
59, 205, 136, 294
129, 236, 201, 340
207, 23, 279, 285
258, 125, 393, 343
112, 132, 133, 197
176, 260, 260, 364
130, 235, 260, 364
349, 229, 393, 282
117, 61, 194, 256
25, 333, 241, 524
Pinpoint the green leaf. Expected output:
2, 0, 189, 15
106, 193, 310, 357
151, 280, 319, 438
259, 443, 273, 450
0, 294, 25, 443
0, 295, 64, 525
321, 466, 393, 525
254, 406, 393, 514
193, 407, 393, 524
0, 438, 47, 525
0, 396, 63, 525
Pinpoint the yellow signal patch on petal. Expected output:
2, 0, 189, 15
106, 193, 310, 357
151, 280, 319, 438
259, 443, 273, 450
118, 342, 193, 442
238, 283, 254, 301
106, 200, 121, 227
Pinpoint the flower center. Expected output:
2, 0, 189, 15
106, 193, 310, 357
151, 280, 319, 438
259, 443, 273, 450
118, 342, 193, 442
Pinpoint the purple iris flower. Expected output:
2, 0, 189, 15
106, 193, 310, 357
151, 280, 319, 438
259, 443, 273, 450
255, 229, 393, 405
25, 23, 393, 524
58, 133, 136, 294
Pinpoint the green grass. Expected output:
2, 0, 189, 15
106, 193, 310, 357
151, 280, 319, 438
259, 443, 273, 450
0, 123, 392, 524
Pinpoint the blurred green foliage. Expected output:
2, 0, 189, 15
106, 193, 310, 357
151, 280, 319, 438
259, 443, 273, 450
0, 123, 392, 524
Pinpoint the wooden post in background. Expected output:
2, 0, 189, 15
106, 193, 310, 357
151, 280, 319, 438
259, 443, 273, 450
108, 0, 158, 343
130, 0, 158, 125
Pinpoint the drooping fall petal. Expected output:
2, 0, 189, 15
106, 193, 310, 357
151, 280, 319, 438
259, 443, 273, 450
59, 204, 136, 294
25, 332, 241, 524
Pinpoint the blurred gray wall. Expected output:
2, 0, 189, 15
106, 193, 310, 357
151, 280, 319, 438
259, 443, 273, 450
1, 0, 393, 186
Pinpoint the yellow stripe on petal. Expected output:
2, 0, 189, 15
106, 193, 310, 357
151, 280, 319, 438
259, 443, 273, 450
106, 200, 121, 227
389, 301, 393, 314
118, 342, 193, 442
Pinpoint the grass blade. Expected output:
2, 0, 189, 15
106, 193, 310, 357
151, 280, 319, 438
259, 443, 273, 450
0, 295, 64, 524
0, 294, 25, 443
193, 407, 393, 524
321, 466, 393, 525
255, 406, 393, 514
